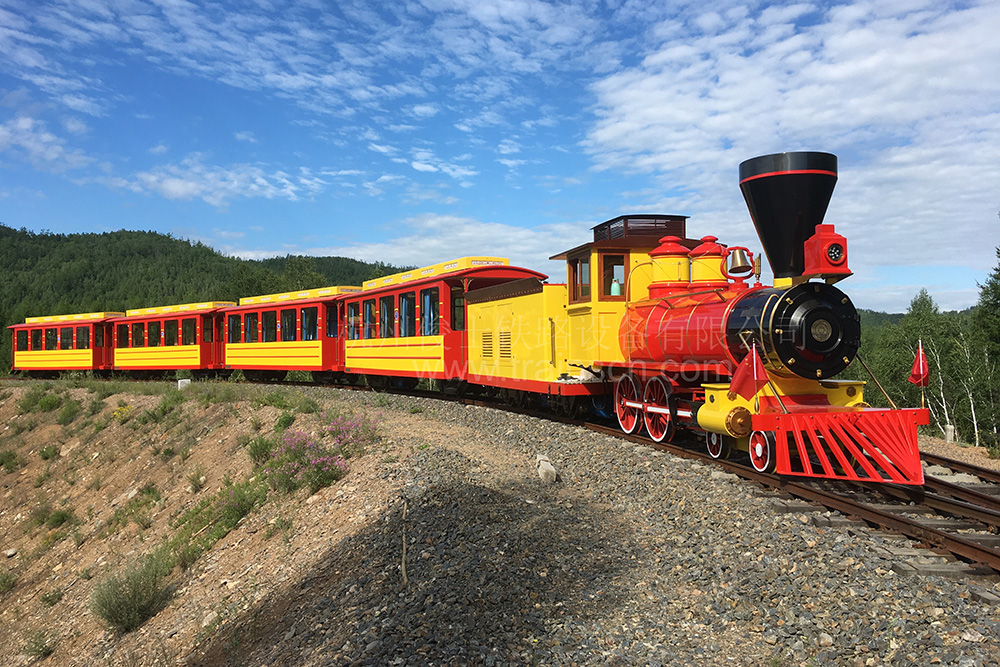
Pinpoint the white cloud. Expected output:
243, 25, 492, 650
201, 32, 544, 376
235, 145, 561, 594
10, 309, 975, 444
411, 103, 438, 118
149, 143, 168, 155
105, 154, 328, 207
279, 213, 587, 276
234, 131, 258, 143
0, 116, 93, 171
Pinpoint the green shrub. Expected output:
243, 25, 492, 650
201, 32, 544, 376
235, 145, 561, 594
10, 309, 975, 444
41, 588, 64, 606
264, 430, 349, 494
87, 396, 106, 416
57, 399, 81, 425
39, 445, 60, 460
18, 385, 47, 413
90, 552, 171, 633
45, 509, 76, 529
1, 449, 26, 474
36, 394, 63, 412
214, 479, 267, 529
246, 436, 274, 466
0, 570, 16, 594
273, 412, 295, 432
22, 630, 54, 658
261, 390, 290, 409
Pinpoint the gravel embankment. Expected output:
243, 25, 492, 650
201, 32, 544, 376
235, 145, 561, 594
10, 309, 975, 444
196, 391, 1000, 666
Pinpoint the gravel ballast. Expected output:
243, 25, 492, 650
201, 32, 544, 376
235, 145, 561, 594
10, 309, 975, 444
191, 390, 1000, 666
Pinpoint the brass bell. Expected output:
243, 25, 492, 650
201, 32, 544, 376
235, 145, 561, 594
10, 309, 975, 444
728, 247, 753, 275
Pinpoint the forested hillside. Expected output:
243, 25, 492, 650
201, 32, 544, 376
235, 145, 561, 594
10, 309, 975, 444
0, 225, 399, 365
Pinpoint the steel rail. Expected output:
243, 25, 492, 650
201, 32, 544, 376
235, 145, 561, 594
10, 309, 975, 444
920, 451, 1000, 484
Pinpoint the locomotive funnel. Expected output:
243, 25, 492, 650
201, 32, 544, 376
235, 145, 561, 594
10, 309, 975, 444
739, 151, 838, 279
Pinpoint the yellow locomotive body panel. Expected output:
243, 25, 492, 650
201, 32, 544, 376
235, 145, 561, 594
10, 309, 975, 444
114, 345, 202, 369
14, 349, 95, 370
226, 341, 324, 369
345, 336, 445, 375
467, 284, 572, 385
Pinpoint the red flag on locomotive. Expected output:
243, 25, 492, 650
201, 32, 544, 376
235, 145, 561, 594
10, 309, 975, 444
908, 339, 929, 387
730, 343, 769, 400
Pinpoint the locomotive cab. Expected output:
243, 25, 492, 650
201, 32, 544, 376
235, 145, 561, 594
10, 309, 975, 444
550, 215, 691, 372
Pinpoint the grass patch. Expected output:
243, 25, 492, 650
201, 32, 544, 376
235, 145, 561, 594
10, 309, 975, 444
18, 384, 49, 412
90, 550, 172, 633
39, 444, 60, 460
107, 483, 161, 533
138, 388, 188, 425
187, 465, 206, 493
87, 396, 106, 416
0, 570, 16, 594
57, 399, 82, 425
273, 412, 295, 432
246, 436, 275, 466
1, 449, 26, 474
41, 588, 64, 607
22, 630, 55, 658
169, 478, 267, 570
263, 430, 349, 494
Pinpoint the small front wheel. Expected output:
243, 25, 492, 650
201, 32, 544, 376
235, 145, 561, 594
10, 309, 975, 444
706, 432, 733, 460
748, 431, 777, 473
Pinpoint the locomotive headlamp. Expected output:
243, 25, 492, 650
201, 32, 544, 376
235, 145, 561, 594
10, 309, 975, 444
826, 243, 844, 263
811, 318, 833, 343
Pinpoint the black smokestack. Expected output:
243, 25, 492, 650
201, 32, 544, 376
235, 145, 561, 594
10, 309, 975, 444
739, 151, 838, 279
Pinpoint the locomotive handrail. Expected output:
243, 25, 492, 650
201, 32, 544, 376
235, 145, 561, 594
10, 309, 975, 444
856, 353, 899, 410
658, 288, 727, 303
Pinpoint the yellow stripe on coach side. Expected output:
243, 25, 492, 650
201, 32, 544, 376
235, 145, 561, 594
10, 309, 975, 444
114, 346, 202, 368
225, 341, 324, 368
345, 336, 444, 374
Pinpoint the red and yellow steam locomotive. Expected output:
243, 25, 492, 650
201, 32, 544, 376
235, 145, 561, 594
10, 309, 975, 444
9, 152, 927, 485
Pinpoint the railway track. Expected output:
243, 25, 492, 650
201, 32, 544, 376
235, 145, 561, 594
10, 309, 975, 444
584, 421, 1000, 575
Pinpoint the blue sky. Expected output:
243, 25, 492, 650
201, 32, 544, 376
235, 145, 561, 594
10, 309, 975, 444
1, 0, 998, 312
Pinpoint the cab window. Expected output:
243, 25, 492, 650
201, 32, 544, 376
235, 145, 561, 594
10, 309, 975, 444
420, 288, 439, 336
379, 295, 394, 338
569, 254, 591, 302
280, 309, 297, 342
16, 330, 28, 351
60, 327, 73, 350
45, 328, 57, 350
95, 325, 105, 348
600, 253, 626, 299
31, 329, 42, 350
76, 327, 90, 349
262, 311, 277, 342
